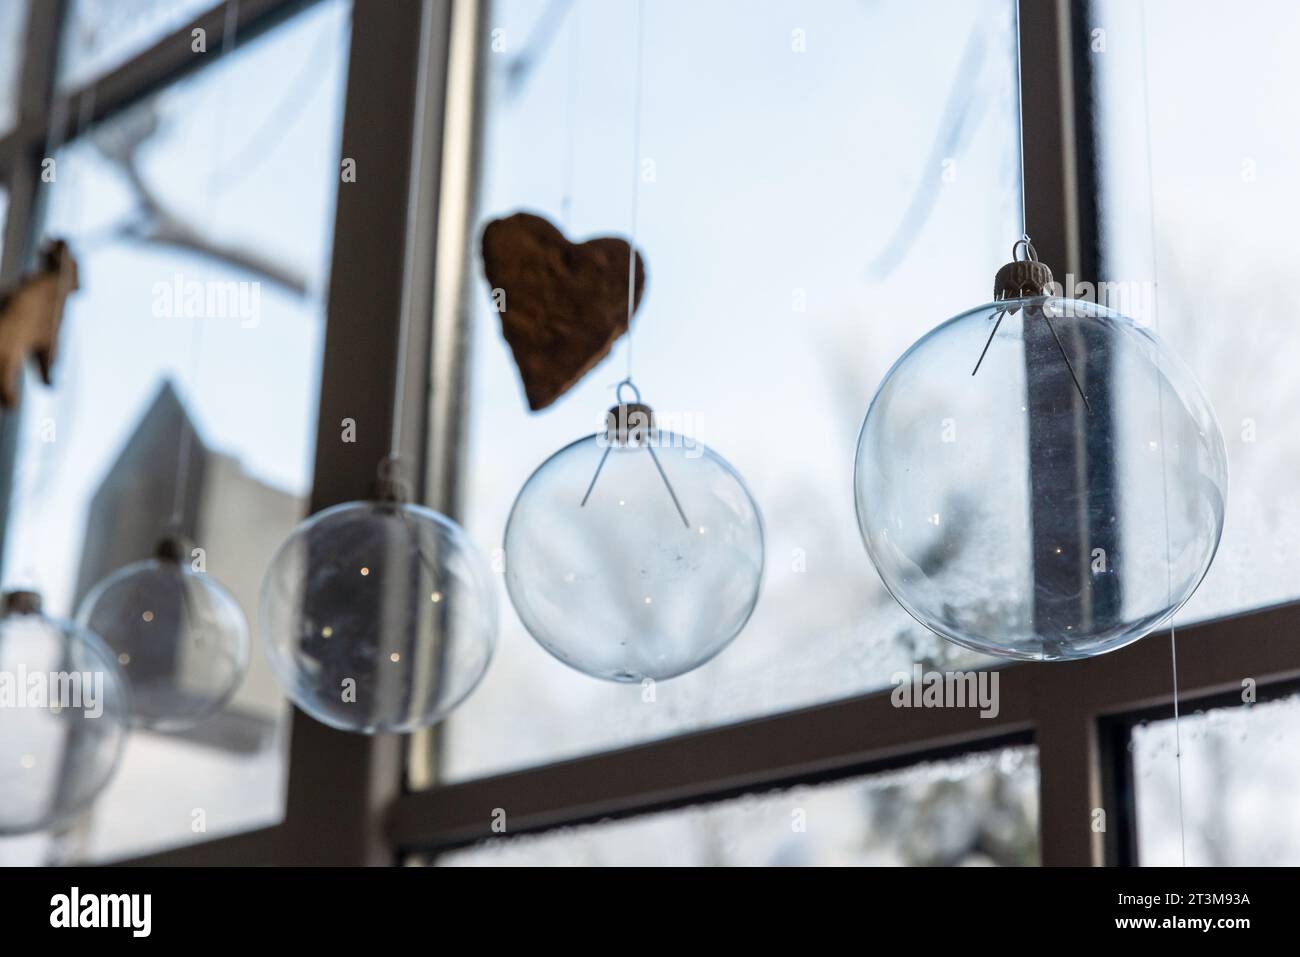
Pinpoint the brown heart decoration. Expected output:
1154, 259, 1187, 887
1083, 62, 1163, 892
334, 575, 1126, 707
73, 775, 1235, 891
0, 239, 79, 409
481, 211, 646, 411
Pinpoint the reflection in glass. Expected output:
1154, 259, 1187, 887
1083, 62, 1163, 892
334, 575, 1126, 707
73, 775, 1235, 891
505, 422, 764, 682
0, 0, 350, 864
854, 296, 1226, 661
1095, 0, 1300, 622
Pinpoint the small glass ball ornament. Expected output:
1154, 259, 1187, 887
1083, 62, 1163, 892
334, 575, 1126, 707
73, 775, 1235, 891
854, 240, 1227, 661
505, 382, 765, 682
76, 538, 249, 732
0, 590, 130, 835
260, 463, 497, 734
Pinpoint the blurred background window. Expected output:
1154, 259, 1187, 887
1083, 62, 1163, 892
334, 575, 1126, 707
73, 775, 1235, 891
1094, 0, 1300, 624
440, 746, 1040, 867
0, 1, 28, 134
445, 0, 1022, 783
1132, 694, 1300, 866
57, 0, 225, 92
0, 0, 351, 865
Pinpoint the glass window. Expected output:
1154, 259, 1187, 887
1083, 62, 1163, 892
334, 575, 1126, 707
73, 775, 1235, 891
0, 0, 350, 865
58, 0, 225, 92
445, 0, 1022, 782
1093, 0, 1300, 622
0, 1, 27, 134
439, 746, 1039, 866
1132, 693, 1300, 866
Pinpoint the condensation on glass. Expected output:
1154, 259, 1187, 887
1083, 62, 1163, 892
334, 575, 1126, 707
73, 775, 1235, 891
439, 747, 1040, 866
1133, 694, 1300, 866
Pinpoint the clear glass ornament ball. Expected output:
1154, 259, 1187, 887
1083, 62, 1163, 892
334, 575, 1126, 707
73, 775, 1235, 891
505, 425, 765, 682
0, 597, 130, 835
76, 558, 249, 732
260, 501, 497, 733
854, 296, 1227, 661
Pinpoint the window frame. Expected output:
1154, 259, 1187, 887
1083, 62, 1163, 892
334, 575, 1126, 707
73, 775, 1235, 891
1, 0, 1293, 868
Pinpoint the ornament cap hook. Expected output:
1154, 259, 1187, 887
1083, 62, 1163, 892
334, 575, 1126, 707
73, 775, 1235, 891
372, 454, 409, 504
615, 377, 642, 405
605, 402, 655, 446
995, 234, 1055, 300
1012, 235, 1039, 263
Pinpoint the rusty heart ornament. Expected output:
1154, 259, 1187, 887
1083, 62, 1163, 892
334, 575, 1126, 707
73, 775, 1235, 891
481, 211, 646, 411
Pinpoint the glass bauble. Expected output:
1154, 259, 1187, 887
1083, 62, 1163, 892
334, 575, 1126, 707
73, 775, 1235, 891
854, 295, 1227, 661
76, 549, 249, 732
260, 501, 497, 733
0, 592, 130, 834
505, 399, 764, 681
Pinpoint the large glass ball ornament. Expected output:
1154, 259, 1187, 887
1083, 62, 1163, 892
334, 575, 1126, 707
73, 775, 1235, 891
0, 591, 130, 835
504, 383, 765, 681
854, 244, 1227, 661
260, 490, 497, 734
76, 539, 249, 732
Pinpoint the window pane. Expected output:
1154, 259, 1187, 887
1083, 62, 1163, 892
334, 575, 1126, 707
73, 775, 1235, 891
58, 0, 224, 92
1133, 694, 1300, 866
1093, 0, 1300, 622
0, 1, 27, 133
440, 746, 1039, 866
445, 0, 1021, 782
0, 0, 350, 865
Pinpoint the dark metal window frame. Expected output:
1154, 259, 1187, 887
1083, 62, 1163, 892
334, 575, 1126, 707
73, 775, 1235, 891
0, 0, 1291, 868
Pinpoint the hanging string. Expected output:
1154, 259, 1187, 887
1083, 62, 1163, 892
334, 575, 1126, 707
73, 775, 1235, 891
559, 4, 580, 227
623, 0, 646, 384
579, 1, 687, 528
1137, 0, 1186, 867
386, 0, 442, 491
1012, 1, 1029, 242
169, 0, 240, 531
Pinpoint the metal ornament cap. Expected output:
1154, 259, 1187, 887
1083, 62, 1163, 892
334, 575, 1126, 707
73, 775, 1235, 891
154, 535, 193, 563
3, 590, 42, 616
993, 258, 1055, 300
605, 402, 655, 446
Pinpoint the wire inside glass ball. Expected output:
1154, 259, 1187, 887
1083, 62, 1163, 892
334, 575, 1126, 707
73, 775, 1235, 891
0, 598, 130, 835
76, 557, 249, 732
259, 501, 497, 734
854, 296, 1227, 661
504, 416, 764, 682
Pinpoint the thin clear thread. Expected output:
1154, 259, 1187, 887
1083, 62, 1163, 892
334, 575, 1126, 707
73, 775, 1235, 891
1012, 1, 1028, 238
390, 0, 437, 463
624, 0, 645, 383
560, 6, 580, 227
1138, 0, 1186, 867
